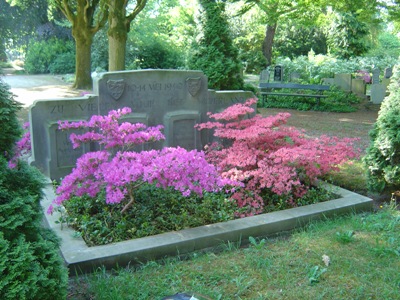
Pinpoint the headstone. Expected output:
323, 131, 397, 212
334, 74, 352, 92
273, 65, 283, 82
370, 84, 386, 104
351, 79, 366, 98
322, 78, 335, 86
94, 70, 209, 151
29, 70, 255, 180
384, 67, 393, 79
29, 96, 97, 179
260, 69, 270, 83
289, 72, 301, 82
372, 68, 380, 84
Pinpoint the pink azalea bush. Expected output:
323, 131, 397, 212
49, 107, 238, 214
196, 98, 360, 215
8, 122, 31, 169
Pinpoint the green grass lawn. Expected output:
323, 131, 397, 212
68, 201, 400, 300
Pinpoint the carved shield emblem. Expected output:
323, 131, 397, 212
107, 79, 125, 100
186, 77, 202, 97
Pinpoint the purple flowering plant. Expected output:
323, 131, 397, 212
8, 122, 32, 169
49, 107, 239, 214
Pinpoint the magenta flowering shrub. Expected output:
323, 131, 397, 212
49, 107, 237, 214
8, 122, 32, 169
197, 98, 360, 215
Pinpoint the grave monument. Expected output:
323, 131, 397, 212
29, 70, 254, 180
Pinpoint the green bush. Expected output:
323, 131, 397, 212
48, 51, 75, 74
25, 38, 75, 74
364, 65, 400, 194
129, 39, 184, 70
0, 79, 21, 159
0, 157, 68, 299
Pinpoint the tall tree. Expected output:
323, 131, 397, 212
189, 0, 243, 90
53, 0, 108, 89
107, 0, 147, 71
235, 0, 321, 66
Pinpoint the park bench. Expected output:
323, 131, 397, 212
258, 82, 331, 106
258, 66, 330, 106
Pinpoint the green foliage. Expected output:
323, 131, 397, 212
24, 38, 75, 74
128, 39, 184, 70
262, 186, 338, 212
188, 0, 243, 90
263, 86, 360, 113
364, 65, 400, 194
48, 51, 75, 74
274, 21, 327, 59
0, 157, 68, 299
0, 79, 22, 159
367, 32, 400, 59
60, 182, 240, 246
325, 12, 370, 59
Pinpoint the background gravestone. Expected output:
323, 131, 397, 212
384, 67, 393, 79
334, 73, 352, 92
273, 65, 283, 82
372, 68, 380, 84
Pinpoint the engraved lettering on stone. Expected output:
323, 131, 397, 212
186, 77, 202, 97
107, 79, 125, 100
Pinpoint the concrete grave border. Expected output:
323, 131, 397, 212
41, 181, 373, 274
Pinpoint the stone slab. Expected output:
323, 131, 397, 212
29, 96, 98, 179
40, 182, 373, 274
29, 70, 255, 181
370, 84, 386, 104
334, 73, 352, 92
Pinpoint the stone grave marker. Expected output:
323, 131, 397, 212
29, 96, 97, 180
334, 73, 352, 92
351, 79, 366, 98
289, 72, 301, 82
30, 70, 254, 180
260, 69, 270, 83
372, 68, 380, 84
384, 67, 393, 79
273, 65, 283, 82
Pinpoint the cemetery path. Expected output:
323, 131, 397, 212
1, 73, 83, 123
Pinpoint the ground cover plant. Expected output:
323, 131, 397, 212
53, 100, 359, 245
68, 203, 400, 300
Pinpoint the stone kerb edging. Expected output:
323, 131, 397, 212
41, 182, 373, 274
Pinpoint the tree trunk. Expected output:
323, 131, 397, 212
108, 2, 128, 71
72, 28, 93, 89
108, 28, 127, 71
262, 24, 277, 67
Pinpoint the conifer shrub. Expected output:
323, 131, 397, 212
0, 78, 22, 159
364, 66, 400, 194
0, 151, 68, 299
188, 0, 243, 90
